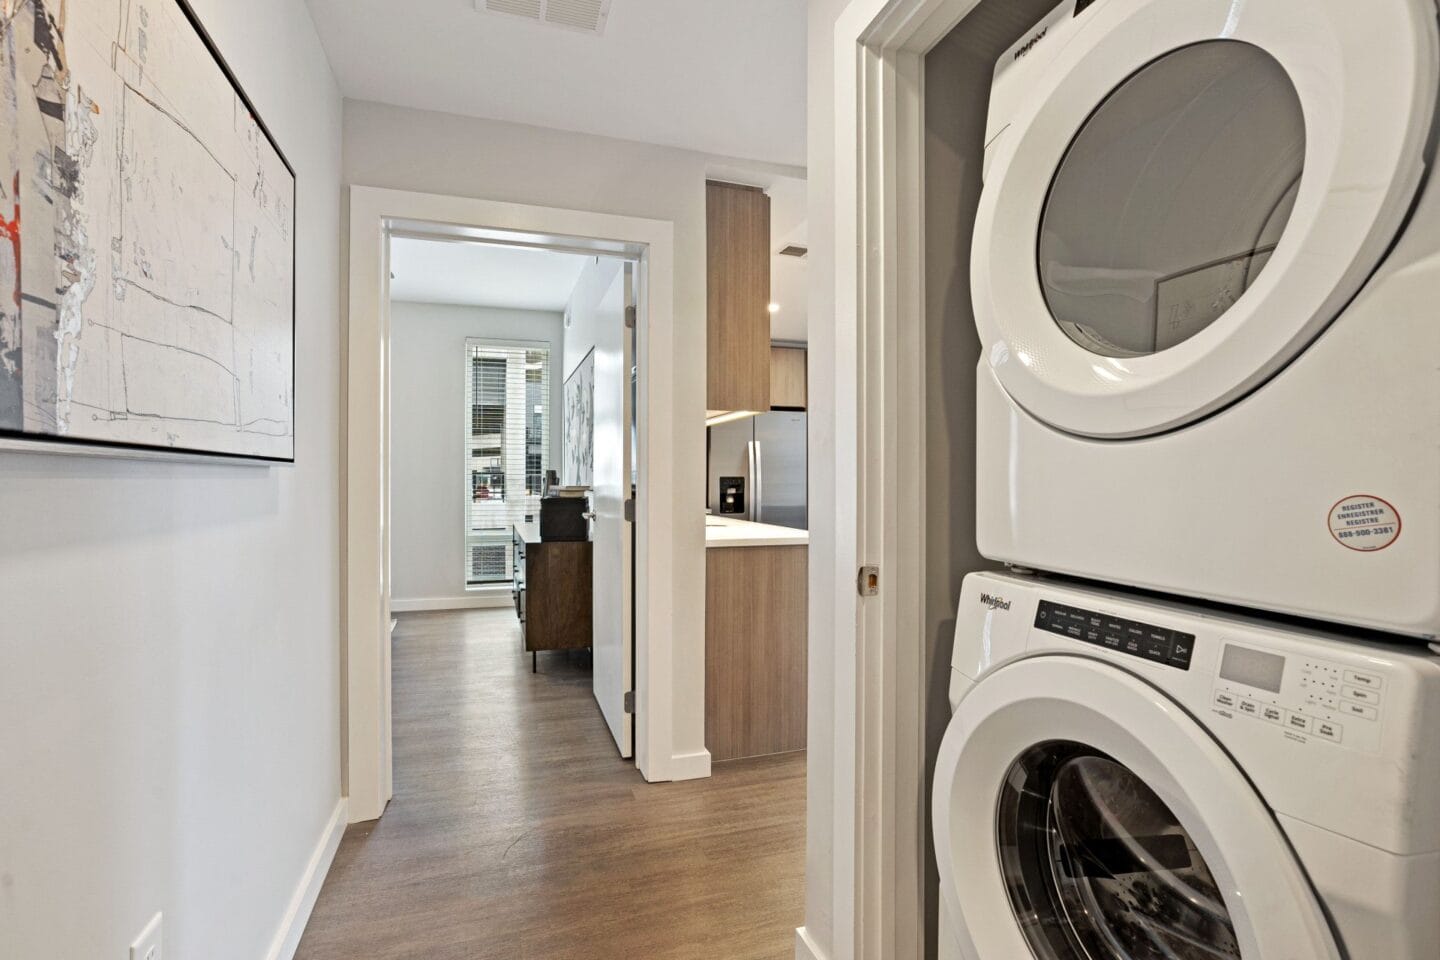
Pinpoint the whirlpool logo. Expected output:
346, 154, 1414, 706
979, 593, 1012, 611
1013, 27, 1048, 61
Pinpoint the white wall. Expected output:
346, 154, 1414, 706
0, 1, 343, 958
344, 100, 803, 775
389, 301, 564, 608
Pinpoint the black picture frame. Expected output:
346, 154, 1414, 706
0, 0, 299, 464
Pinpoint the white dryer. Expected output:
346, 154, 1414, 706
934, 571, 1440, 960
970, 0, 1440, 638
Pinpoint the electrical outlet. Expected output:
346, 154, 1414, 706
130, 912, 162, 960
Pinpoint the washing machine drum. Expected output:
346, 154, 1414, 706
933, 657, 1341, 959
972, 0, 1439, 438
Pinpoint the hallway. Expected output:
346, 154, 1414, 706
295, 610, 805, 960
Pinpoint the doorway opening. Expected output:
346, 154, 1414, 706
344, 188, 700, 827
385, 225, 641, 763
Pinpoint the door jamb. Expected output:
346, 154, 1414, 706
344, 186, 687, 823
821, 1, 987, 958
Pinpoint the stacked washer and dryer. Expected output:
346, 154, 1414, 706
933, 0, 1440, 958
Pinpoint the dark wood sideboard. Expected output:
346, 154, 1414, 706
512, 522, 592, 671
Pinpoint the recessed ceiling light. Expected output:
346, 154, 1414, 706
768, 303, 781, 314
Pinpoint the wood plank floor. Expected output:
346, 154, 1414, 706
295, 609, 806, 960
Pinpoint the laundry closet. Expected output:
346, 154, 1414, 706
922, 1, 1440, 959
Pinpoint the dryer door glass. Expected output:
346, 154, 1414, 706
1038, 40, 1305, 358
997, 741, 1240, 959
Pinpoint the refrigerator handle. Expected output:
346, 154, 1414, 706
751, 440, 763, 523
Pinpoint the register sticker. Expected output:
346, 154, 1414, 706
1328, 495, 1401, 552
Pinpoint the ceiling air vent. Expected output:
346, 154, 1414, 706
778, 245, 809, 259
484, 0, 542, 18
479, 0, 611, 35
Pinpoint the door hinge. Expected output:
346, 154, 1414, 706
623, 690, 636, 714
857, 565, 880, 597
624, 304, 637, 329
623, 498, 635, 523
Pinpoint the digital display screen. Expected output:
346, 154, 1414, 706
1219, 644, 1285, 693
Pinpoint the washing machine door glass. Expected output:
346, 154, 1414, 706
971, 0, 1438, 437
998, 743, 1239, 960
933, 656, 1342, 959
1038, 41, 1303, 359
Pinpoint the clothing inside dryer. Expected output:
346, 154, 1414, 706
997, 741, 1241, 959
1038, 40, 1306, 358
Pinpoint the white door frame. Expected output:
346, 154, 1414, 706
820, 1, 989, 958
344, 185, 685, 823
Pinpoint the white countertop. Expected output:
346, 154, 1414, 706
704, 515, 809, 548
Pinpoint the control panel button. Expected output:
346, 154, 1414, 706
1344, 670, 1383, 690
1214, 691, 1237, 710
1342, 685, 1381, 706
1260, 705, 1284, 725
1035, 601, 1192, 671
1314, 720, 1343, 743
1168, 633, 1195, 668
1237, 699, 1260, 717
1142, 634, 1172, 663
1338, 701, 1378, 722
1285, 712, 1312, 733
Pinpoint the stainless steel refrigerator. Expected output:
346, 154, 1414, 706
708, 411, 808, 530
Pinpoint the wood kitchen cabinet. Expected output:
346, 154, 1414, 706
769, 345, 807, 410
705, 544, 807, 761
707, 180, 772, 413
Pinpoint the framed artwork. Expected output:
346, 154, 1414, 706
563, 347, 594, 487
0, 0, 297, 462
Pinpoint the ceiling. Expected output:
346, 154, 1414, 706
389, 238, 592, 312
390, 174, 808, 337
304, 0, 808, 166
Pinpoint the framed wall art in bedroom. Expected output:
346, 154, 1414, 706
0, 0, 297, 462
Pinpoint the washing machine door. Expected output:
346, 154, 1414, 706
933, 656, 1340, 960
972, 0, 1438, 438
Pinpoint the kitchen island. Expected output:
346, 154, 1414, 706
704, 515, 808, 761
704, 514, 810, 548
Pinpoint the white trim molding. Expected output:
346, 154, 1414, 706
390, 594, 512, 613
820, 1, 989, 959
265, 798, 347, 960
345, 185, 692, 825
795, 926, 830, 960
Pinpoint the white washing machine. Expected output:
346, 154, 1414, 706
970, 0, 1440, 638
934, 571, 1440, 960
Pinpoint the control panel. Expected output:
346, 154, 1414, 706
1211, 643, 1386, 753
1035, 600, 1194, 671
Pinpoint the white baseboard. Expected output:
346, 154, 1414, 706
265, 798, 347, 960
664, 748, 712, 782
795, 926, 829, 960
390, 593, 510, 612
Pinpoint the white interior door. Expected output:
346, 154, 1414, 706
591, 264, 632, 757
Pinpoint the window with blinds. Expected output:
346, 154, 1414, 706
465, 340, 550, 586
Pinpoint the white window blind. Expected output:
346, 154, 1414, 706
465, 340, 550, 586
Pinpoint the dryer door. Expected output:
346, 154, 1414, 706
972, 0, 1438, 438
933, 656, 1340, 960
